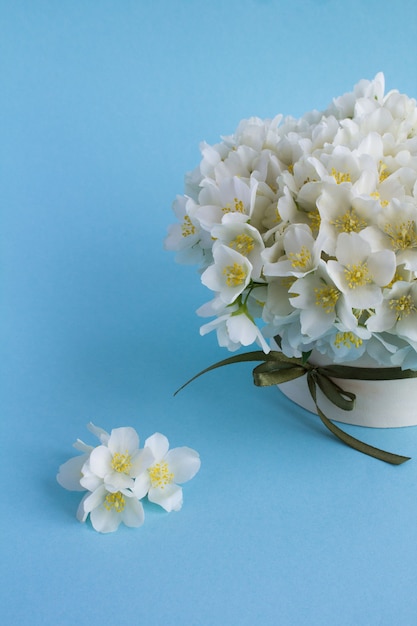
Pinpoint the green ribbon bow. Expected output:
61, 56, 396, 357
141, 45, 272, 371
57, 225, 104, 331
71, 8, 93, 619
176, 349, 417, 465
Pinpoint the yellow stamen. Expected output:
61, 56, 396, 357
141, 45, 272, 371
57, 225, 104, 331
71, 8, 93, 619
222, 197, 245, 214
389, 294, 416, 320
334, 332, 363, 349
223, 263, 247, 287
331, 208, 367, 234
273, 207, 281, 223
378, 161, 389, 183
307, 209, 321, 233
314, 286, 340, 313
344, 263, 372, 289
111, 452, 132, 474
331, 168, 351, 184
234, 198, 244, 212
370, 191, 389, 208
229, 233, 255, 256
148, 462, 174, 490
181, 215, 196, 237
104, 491, 125, 513
289, 246, 311, 270
384, 221, 417, 251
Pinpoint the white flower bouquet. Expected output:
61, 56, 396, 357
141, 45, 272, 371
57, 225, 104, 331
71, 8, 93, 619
166, 73, 417, 370
167, 74, 417, 464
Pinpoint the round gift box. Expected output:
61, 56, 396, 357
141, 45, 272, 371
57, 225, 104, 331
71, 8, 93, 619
277, 350, 417, 428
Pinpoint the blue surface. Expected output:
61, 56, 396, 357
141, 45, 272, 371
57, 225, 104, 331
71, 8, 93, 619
2, 1, 417, 624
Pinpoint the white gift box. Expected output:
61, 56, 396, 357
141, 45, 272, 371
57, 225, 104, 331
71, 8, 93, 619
278, 349, 417, 428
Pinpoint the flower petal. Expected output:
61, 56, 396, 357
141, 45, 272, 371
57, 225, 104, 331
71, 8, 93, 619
397, 313, 417, 342
87, 422, 110, 445
367, 250, 396, 286
122, 498, 145, 528
79, 460, 103, 492
165, 447, 201, 484
104, 472, 134, 492
57, 454, 89, 491
335, 232, 370, 266
130, 447, 154, 477
83, 485, 107, 514
76, 493, 90, 522
88, 445, 113, 478
148, 483, 183, 512
132, 472, 151, 500
73, 439, 93, 453
107, 426, 139, 455
90, 505, 121, 533
345, 284, 383, 309
144, 433, 170, 461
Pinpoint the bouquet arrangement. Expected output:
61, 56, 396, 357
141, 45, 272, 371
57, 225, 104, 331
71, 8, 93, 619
165, 73, 417, 371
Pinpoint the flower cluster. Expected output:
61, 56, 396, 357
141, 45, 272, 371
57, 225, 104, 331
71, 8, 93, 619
57, 423, 201, 533
165, 73, 417, 369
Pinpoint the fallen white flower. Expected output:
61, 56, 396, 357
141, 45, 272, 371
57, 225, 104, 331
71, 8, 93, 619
133, 433, 201, 512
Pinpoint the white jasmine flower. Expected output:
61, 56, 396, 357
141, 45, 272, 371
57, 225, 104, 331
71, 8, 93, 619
198, 140, 231, 181
316, 185, 374, 254
275, 314, 315, 358
262, 277, 297, 321
201, 244, 253, 304
292, 154, 327, 199
57, 446, 93, 492
314, 324, 372, 363
366, 280, 417, 342
194, 176, 257, 231
200, 313, 243, 351
251, 150, 282, 189
365, 200, 417, 270
263, 224, 324, 278
56, 422, 110, 491
165, 195, 212, 266
274, 186, 299, 224
212, 144, 260, 182
290, 262, 357, 340
327, 72, 385, 120
231, 115, 282, 152
321, 145, 365, 187
326, 232, 396, 309
78, 485, 145, 534
210, 221, 265, 278
200, 307, 270, 353
81, 426, 154, 492
133, 433, 201, 512
226, 313, 270, 354
197, 295, 270, 352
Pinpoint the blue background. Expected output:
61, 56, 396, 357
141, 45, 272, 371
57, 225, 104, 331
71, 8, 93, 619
2, 1, 417, 624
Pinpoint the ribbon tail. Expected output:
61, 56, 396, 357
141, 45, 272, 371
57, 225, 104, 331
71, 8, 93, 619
317, 406, 410, 465
174, 350, 281, 395
307, 372, 410, 465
